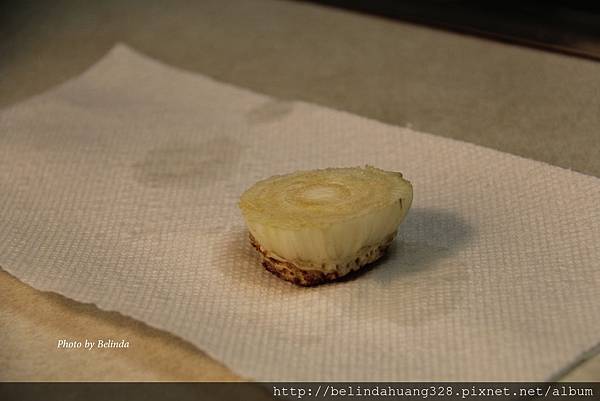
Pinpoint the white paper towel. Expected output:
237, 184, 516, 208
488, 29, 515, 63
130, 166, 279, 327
1, 44, 599, 381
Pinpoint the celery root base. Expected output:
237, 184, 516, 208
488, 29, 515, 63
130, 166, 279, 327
248, 232, 396, 286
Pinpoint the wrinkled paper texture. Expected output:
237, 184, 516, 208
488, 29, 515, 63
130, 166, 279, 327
1, 45, 599, 381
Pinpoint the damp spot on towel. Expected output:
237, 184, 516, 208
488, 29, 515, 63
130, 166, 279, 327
350, 240, 470, 324
246, 99, 293, 125
336, 208, 474, 325
133, 136, 242, 188
215, 209, 474, 326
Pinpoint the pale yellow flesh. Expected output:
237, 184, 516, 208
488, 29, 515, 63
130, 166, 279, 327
239, 166, 412, 272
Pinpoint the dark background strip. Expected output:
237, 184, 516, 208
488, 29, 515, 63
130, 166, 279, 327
1, 382, 600, 401
304, 0, 600, 61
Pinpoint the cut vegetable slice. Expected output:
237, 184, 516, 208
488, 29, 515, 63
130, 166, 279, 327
239, 166, 413, 285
